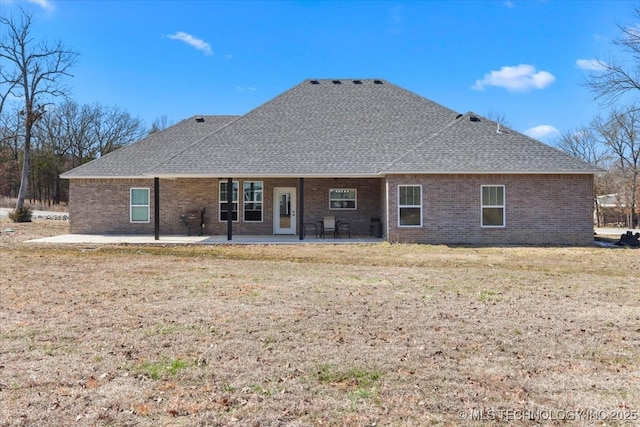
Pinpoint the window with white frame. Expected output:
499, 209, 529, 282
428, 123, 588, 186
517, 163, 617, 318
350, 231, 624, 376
329, 189, 357, 209
398, 185, 422, 227
219, 181, 238, 221
130, 188, 150, 223
481, 185, 505, 227
243, 181, 263, 222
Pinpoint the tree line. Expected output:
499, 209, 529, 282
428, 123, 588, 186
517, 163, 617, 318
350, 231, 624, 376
0, 8, 153, 214
0, 101, 147, 205
556, 105, 640, 228
556, 7, 640, 228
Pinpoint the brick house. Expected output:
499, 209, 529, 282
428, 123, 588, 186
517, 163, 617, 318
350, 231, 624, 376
61, 79, 600, 245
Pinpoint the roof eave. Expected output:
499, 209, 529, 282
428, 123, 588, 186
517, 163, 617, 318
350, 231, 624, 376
381, 169, 601, 175
145, 172, 383, 179
61, 174, 149, 180
62, 169, 601, 179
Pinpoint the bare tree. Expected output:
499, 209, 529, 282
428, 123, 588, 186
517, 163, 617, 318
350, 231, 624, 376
556, 126, 609, 167
592, 104, 640, 228
579, 5, 640, 227
58, 101, 100, 168
91, 104, 145, 158
33, 105, 73, 204
29, 101, 146, 204
0, 109, 22, 197
0, 8, 78, 215
556, 126, 611, 226
484, 111, 512, 128
59, 102, 144, 163
583, 7, 640, 107
148, 114, 172, 135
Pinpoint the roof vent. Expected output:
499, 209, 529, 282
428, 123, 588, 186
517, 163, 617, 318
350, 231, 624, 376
373, 80, 383, 84
353, 80, 362, 84
469, 115, 480, 122
310, 80, 320, 84
195, 116, 205, 123
455, 114, 463, 119
332, 80, 342, 84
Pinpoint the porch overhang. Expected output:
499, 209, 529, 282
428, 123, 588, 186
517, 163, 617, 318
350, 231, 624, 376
61, 172, 386, 180
142, 172, 385, 179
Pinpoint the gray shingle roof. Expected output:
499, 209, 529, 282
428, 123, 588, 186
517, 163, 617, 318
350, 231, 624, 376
61, 115, 238, 178
62, 79, 599, 179
384, 112, 599, 173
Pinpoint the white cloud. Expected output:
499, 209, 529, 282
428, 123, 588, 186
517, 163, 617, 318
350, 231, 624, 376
28, 0, 55, 10
0, 0, 55, 11
576, 58, 607, 71
472, 64, 555, 92
167, 31, 213, 56
524, 125, 560, 140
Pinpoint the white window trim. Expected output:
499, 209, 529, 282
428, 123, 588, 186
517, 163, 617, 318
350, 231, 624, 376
398, 184, 423, 227
481, 185, 506, 228
130, 188, 150, 223
329, 188, 357, 210
219, 180, 239, 223
243, 180, 263, 222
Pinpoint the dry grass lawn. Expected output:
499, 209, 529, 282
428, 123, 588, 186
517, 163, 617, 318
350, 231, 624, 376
1, 220, 639, 426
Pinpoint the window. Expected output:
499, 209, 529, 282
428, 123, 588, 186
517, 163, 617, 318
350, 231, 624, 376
130, 188, 150, 223
243, 181, 263, 222
398, 185, 422, 227
219, 181, 238, 221
481, 185, 505, 227
329, 189, 357, 210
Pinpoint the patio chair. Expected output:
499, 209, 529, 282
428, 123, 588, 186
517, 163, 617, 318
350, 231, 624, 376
337, 219, 352, 238
321, 216, 337, 238
303, 222, 318, 239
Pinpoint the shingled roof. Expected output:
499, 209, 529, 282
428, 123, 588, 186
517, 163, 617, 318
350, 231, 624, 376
62, 79, 599, 179
384, 111, 598, 174
61, 115, 238, 178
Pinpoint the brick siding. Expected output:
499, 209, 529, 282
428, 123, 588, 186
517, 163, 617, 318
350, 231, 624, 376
68, 177, 383, 236
69, 174, 594, 244
385, 174, 594, 245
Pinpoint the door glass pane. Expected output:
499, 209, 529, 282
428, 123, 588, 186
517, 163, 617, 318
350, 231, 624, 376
279, 192, 291, 228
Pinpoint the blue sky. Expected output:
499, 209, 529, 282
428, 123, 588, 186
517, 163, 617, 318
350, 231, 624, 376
1, 0, 636, 143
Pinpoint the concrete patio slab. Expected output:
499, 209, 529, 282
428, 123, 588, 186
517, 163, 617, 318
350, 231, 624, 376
24, 228, 631, 245
26, 234, 383, 245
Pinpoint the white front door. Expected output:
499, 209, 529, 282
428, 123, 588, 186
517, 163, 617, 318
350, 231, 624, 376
274, 187, 296, 234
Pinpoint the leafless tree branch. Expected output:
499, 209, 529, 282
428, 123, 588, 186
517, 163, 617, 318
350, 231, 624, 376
0, 8, 78, 213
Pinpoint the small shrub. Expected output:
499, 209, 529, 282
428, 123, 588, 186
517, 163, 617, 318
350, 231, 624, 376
9, 207, 33, 223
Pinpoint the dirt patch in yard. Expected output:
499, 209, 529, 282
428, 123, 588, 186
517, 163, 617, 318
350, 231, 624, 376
1, 221, 640, 426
